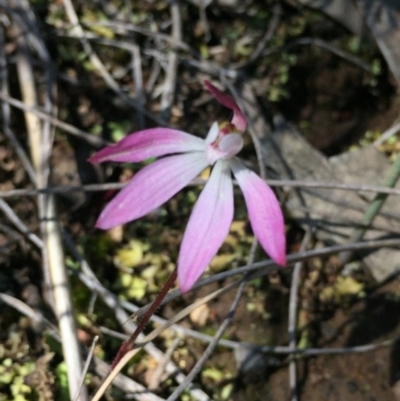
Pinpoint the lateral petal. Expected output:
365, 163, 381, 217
178, 160, 234, 292
96, 153, 209, 229
204, 80, 247, 132
89, 128, 205, 163
230, 159, 286, 266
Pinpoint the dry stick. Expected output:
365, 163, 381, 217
88, 239, 400, 400
78, 16, 228, 80
62, 230, 140, 332
105, 304, 400, 358
167, 279, 249, 401
97, 356, 166, 401
0, 292, 164, 401
63, 232, 209, 401
92, 281, 240, 401
88, 253, 400, 401
340, 152, 400, 264
133, 237, 400, 319
94, 358, 165, 401
262, 37, 372, 73
291, 186, 400, 224
180, 55, 238, 79
2, 288, 394, 366
89, 276, 210, 401
76, 257, 248, 349
3, 178, 400, 199
100, 318, 400, 358
0, 198, 43, 248
131, 44, 145, 129
68, 255, 168, 397
181, 35, 372, 80
260, 339, 397, 356
11, 0, 54, 187
134, 280, 241, 348
373, 121, 400, 147
0, 94, 109, 146
130, 241, 400, 355
80, 20, 193, 52
14, 28, 41, 174
160, 0, 181, 120
12, 2, 87, 399
197, 0, 211, 41
0, 206, 88, 399
73, 335, 99, 401
118, 301, 239, 348
56, 34, 168, 89
57, 29, 144, 130
148, 337, 181, 390
92, 349, 142, 401
0, 292, 60, 340
13, 265, 391, 398
0, 25, 36, 184
54, 34, 166, 80
288, 229, 313, 401
146, 58, 162, 94
62, 0, 168, 127
84, 17, 371, 83
44, 198, 87, 400
76, 262, 240, 349
121, 0, 145, 129
233, 2, 282, 69
199, 238, 400, 286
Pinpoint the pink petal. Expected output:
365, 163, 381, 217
230, 159, 286, 266
89, 128, 205, 164
178, 160, 234, 292
96, 152, 209, 229
204, 80, 247, 132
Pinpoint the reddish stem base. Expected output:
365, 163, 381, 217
111, 267, 178, 369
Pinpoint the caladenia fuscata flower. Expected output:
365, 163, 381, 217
89, 81, 286, 293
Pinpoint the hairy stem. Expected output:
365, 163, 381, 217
111, 267, 178, 369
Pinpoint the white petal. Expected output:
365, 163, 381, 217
219, 134, 243, 158
205, 122, 219, 144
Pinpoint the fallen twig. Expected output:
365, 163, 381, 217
288, 229, 313, 401
0, 93, 109, 146
3, 178, 400, 198
160, 0, 181, 120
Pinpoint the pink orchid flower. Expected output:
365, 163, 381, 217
89, 81, 286, 292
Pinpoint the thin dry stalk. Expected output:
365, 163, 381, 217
62, 0, 167, 126
0, 292, 164, 401
73, 336, 99, 401
148, 337, 181, 390
0, 93, 109, 146
3, 178, 400, 198
63, 231, 210, 401
0, 198, 42, 248
160, 0, 181, 120
288, 229, 313, 401
11, 2, 87, 398
0, 24, 36, 184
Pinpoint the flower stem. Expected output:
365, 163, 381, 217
111, 267, 178, 369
